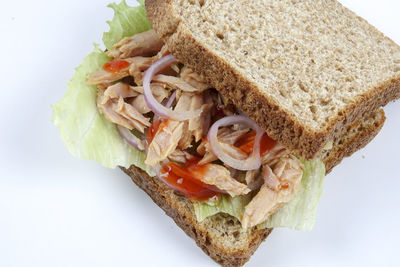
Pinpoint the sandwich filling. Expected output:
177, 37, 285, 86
87, 29, 307, 228
52, 0, 325, 231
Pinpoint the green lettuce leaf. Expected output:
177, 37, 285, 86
260, 159, 325, 231
193, 193, 254, 222
193, 159, 325, 231
103, 0, 152, 50
52, 1, 153, 173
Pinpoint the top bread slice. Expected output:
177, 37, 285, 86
121, 109, 385, 267
145, 0, 400, 159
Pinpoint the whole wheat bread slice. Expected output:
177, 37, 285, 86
146, 0, 400, 160
121, 109, 385, 267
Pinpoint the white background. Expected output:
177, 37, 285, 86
0, 0, 399, 266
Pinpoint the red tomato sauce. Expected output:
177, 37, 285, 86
146, 120, 162, 144
160, 158, 220, 201
235, 131, 276, 156
102, 60, 130, 73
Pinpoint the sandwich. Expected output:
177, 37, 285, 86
52, 0, 400, 266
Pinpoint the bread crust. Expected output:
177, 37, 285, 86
120, 166, 272, 267
145, 0, 400, 160
324, 109, 386, 173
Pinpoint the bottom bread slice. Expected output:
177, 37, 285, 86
120, 109, 385, 267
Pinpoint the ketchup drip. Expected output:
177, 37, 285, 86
160, 158, 220, 201
102, 60, 130, 73
235, 131, 276, 156
146, 120, 163, 144
145, 119, 219, 201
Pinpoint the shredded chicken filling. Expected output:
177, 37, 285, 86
88, 29, 304, 227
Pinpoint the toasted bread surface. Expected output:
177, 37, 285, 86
121, 109, 385, 267
146, 0, 400, 159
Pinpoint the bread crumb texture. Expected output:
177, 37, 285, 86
177, 0, 399, 128
146, 0, 400, 159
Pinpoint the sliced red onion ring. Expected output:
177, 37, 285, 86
165, 90, 176, 109
152, 90, 177, 123
207, 115, 263, 171
118, 125, 145, 151
143, 54, 201, 121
